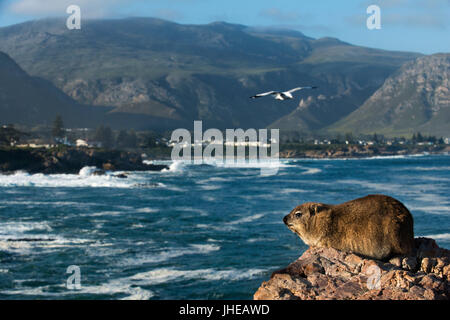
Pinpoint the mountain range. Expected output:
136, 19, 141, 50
0, 17, 448, 136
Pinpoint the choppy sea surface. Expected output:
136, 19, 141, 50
0, 154, 449, 299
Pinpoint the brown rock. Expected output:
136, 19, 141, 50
102, 163, 115, 171
402, 257, 418, 271
254, 238, 449, 300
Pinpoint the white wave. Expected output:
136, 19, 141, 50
279, 188, 306, 194
287, 154, 428, 161
199, 184, 221, 191
174, 207, 209, 216
206, 177, 232, 182
417, 176, 450, 182
78, 166, 99, 177
0, 171, 135, 188
135, 208, 159, 213
421, 233, 450, 240
228, 213, 265, 225
202, 195, 216, 202
2, 278, 154, 300
410, 205, 450, 215
336, 179, 404, 194
0, 220, 109, 253
363, 155, 407, 160
162, 161, 185, 173
247, 237, 276, 243
129, 267, 266, 285
196, 223, 235, 232
130, 223, 145, 229
196, 214, 265, 230
120, 287, 154, 300
412, 166, 450, 171
162, 184, 185, 192
301, 168, 322, 175
0, 236, 105, 253
73, 279, 154, 300
3, 267, 249, 299
117, 243, 220, 267
88, 211, 123, 217
189, 244, 221, 253
0, 221, 52, 235
210, 160, 289, 170
0, 169, 174, 189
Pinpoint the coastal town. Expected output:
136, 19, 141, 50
1, 119, 449, 163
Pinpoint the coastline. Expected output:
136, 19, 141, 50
279, 144, 450, 159
0, 146, 168, 174
1, 144, 449, 175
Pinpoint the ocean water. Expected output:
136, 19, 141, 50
0, 154, 449, 300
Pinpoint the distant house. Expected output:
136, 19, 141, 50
76, 139, 89, 147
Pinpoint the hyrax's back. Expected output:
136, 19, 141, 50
332, 195, 414, 260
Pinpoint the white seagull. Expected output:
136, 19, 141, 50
250, 86, 318, 101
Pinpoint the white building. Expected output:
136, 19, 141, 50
76, 139, 89, 147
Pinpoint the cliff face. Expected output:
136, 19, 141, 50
330, 54, 450, 137
254, 238, 449, 300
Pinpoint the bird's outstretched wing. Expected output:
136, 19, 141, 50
286, 86, 318, 94
250, 91, 278, 99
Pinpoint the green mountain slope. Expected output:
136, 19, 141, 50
0, 17, 422, 131
0, 51, 106, 127
328, 54, 450, 137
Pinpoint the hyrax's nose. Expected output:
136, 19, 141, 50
283, 215, 288, 224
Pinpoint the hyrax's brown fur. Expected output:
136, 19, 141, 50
283, 195, 414, 260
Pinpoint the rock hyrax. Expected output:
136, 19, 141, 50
283, 195, 414, 260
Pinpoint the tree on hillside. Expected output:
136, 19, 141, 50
140, 132, 159, 148
94, 125, 114, 149
416, 132, 424, 143
126, 130, 138, 148
345, 132, 354, 144
116, 130, 138, 149
52, 115, 64, 139
373, 133, 379, 143
116, 130, 129, 149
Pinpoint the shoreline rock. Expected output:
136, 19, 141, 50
254, 238, 449, 300
0, 147, 168, 174
279, 145, 449, 159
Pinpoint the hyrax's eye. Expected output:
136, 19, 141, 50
294, 211, 302, 217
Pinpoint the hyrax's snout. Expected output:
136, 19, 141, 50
283, 215, 289, 225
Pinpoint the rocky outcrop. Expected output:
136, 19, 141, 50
254, 238, 449, 300
279, 144, 447, 159
0, 147, 168, 174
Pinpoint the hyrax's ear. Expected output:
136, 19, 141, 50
311, 204, 327, 216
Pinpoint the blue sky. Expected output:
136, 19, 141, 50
0, 0, 449, 54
